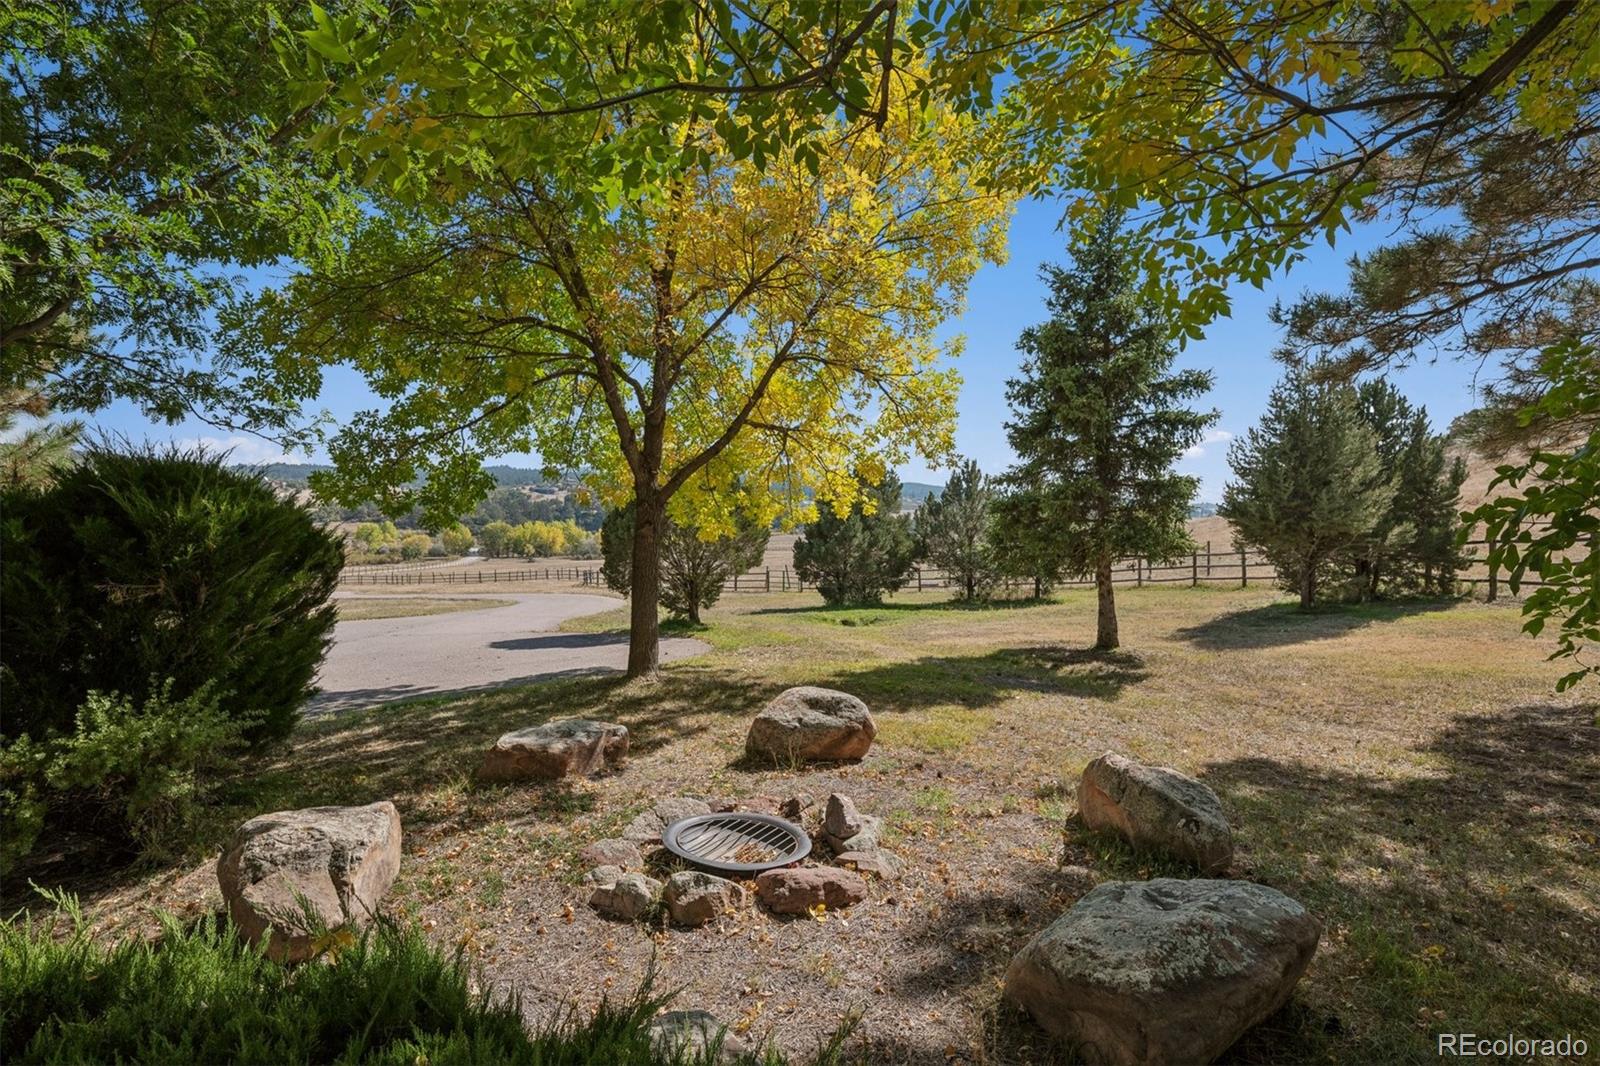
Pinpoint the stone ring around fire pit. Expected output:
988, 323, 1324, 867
662, 812, 811, 875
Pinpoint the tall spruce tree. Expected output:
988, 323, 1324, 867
915, 458, 997, 601
1221, 369, 1394, 608
793, 474, 919, 606
1003, 211, 1217, 649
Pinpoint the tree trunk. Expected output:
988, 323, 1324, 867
627, 494, 663, 677
1300, 562, 1316, 609
1034, 575, 1043, 599
1095, 557, 1118, 650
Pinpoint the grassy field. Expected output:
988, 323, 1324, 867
24, 586, 1597, 1064
334, 596, 516, 621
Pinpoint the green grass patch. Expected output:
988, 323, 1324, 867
875, 707, 994, 752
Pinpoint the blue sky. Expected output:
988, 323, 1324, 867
86, 195, 1488, 504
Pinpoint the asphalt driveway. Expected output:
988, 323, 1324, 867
309, 592, 708, 716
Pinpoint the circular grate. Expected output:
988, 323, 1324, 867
662, 813, 811, 874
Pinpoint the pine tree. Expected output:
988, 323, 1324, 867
1220, 369, 1394, 608
0, 385, 79, 490
1347, 379, 1467, 598
989, 487, 1069, 598
915, 458, 997, 601
1002, 210, 1218, 648
792, 474, 919, 606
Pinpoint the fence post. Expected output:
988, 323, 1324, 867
1206, 540, 1211, 577
1240, 546, 1247, 588
916, 567, 923, 592
1485, 536, 1498, 603
1192, 550, 1198, 587
765, 568, 771, 592
1137, 557, 1143, 588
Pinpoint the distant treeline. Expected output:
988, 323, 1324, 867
309, 487, 603, 533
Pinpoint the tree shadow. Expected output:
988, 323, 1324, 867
6, 664, 778, 911
746, 597, 1055, 618
874, 700, 1599, 1064
820, 646, 1150, 711
1173, 598, 1464, 651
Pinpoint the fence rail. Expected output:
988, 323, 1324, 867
341, 539, 1540, 598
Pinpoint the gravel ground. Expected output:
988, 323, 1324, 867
311, 592, 709, 715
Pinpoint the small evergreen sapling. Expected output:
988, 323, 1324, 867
793, 474, 920, 606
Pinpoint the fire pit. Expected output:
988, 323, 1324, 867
662, 813, 810, 874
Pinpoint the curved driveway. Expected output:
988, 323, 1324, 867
309, 592, 708, 717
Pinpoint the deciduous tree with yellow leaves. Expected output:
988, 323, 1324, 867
228, 60, 1009, 675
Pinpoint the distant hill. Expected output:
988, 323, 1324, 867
899, 481, 941, 506
242, 462, 567, 492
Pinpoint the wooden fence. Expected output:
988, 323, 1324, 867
341, 539, 1537, 599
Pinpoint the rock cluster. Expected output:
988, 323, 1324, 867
1000, 752, 1319, 1064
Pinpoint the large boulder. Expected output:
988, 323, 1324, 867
755, 866, 868, 915
216, 801, 402, 962
664, 870, 746, 927
1004, 879, 1320, 1065
623, 796, 713, 843
480, 719, 629, 781
745, 687, 875, 764
1077, 752, 1233, 873
589, 872, 662, 921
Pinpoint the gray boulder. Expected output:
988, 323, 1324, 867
622, 796, 712, 843
1004, 879, 1320, 1065
823, 793, 863, 839
745, 687, 875, 764
648, 1010, 749, 1065
1077, 752, 1233, 873
664, 870, 746, 927
825, 813, 883, 854
581, 837, 643, 870
589, 872, 662, 921
582, 864, 624, 886
216, 801, 401, 962
834, 849, 903, 880
480, 719, 629, 781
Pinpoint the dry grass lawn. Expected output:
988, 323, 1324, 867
20, 586, 1597, 1065
334, 596, 517, 620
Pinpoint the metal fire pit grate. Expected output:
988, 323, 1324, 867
662, 813, 811, 874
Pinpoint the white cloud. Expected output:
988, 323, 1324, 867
174, 434, 308, 466
1182, 429, 1234, 460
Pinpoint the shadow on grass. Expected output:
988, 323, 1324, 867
746, 596, 1056, 618
1173, 597, 1465, 650
821, 646, 1150, 710
873, 700, 1599, 1064
1196, 700, 1600, 1063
